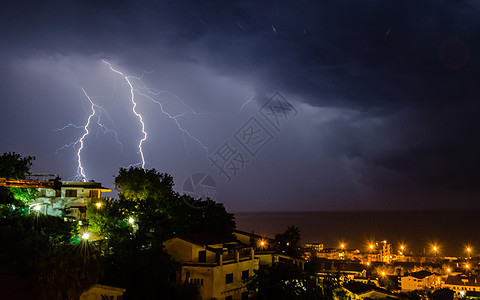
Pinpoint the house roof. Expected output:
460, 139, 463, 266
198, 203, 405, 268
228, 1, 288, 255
344, 282, 394, 296
61, 181, 111, 191
176, 233, 237, 246
407, 271, 434, 279
445, 275, 480, 287
233, 229, 274, 241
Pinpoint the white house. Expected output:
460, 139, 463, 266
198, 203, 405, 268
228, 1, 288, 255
400, 271, 438, 291
33, 180, 111, 220
444, 275, 480, 298
164, 233, 259, 300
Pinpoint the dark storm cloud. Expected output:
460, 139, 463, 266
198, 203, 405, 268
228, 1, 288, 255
1, 0, 480, 209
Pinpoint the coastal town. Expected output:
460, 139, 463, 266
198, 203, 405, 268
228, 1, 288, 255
1, 163, 478, 299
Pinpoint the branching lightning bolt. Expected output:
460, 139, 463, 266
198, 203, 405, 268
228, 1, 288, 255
103, 59, 210, 163
103, 59, 147, 169
55, 89, 123, 181
76, 89, 96, 181
136, 90, 209, 155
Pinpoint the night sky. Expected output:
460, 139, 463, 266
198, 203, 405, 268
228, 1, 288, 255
1, 1, 479, 211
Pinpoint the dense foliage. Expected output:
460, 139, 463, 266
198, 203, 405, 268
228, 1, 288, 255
0, 155, 235, 299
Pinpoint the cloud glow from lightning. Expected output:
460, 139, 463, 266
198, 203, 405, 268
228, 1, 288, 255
102, 59, 147, 168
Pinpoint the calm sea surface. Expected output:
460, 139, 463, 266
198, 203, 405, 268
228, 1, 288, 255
234, 211, 480, 257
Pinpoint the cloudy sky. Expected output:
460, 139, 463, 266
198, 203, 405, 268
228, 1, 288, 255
1, 1, 479, 211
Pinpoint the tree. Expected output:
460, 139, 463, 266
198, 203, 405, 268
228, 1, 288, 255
0, 152, 35, 179
0, 152, 36, 218
245, 261, 323, 299
86, 167, 237, 298
430, 288, 454, 300
275, 226, 301, 257
114, 167, 175, 204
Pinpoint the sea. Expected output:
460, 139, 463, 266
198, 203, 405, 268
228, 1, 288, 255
234, 211, 479, 257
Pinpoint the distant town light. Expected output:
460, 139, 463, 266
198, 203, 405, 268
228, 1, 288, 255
447, 268, 451, 273
128, 217, 135, 224
381, 272, 385, 276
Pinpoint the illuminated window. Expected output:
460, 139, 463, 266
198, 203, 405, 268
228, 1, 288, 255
65, 190, 77, 197
226, 273, 233, 284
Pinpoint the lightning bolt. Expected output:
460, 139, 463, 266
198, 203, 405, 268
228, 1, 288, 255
76, 89, 96, 181
135, 89, 209, 155
239, 95, 255, 113
55, 89, 123, 181
102, 59, 147, 168
92, 105, 124, 149
103, 59, 210, 160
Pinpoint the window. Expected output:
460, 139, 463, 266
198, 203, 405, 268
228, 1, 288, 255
226, 273, 233, 284
89, 190, 100, 198
242, 270, 249, 281
65, 189, 77, 197
199, 250, 206, 263
189, 278, 204, 286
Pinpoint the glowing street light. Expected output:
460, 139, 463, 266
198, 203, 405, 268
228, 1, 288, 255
258, 239, 267, 249
95, 202, 102, 209
340, 243, 345, 250
33, 205, 41, 212
82, 232, 90, 240
128, 217, 135, 224
467, 246, 472, 259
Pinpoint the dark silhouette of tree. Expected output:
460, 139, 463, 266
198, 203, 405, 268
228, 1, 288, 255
430, 288, 454, 300
245, 261, 323, 300
0, 152, 35, 179
275, 225, 301, 257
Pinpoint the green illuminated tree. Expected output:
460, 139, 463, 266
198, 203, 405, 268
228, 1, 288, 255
0, 152, 36, 218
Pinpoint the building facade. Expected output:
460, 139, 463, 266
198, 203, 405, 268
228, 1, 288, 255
164, 233, 259, 300
33, 180, 111, 220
